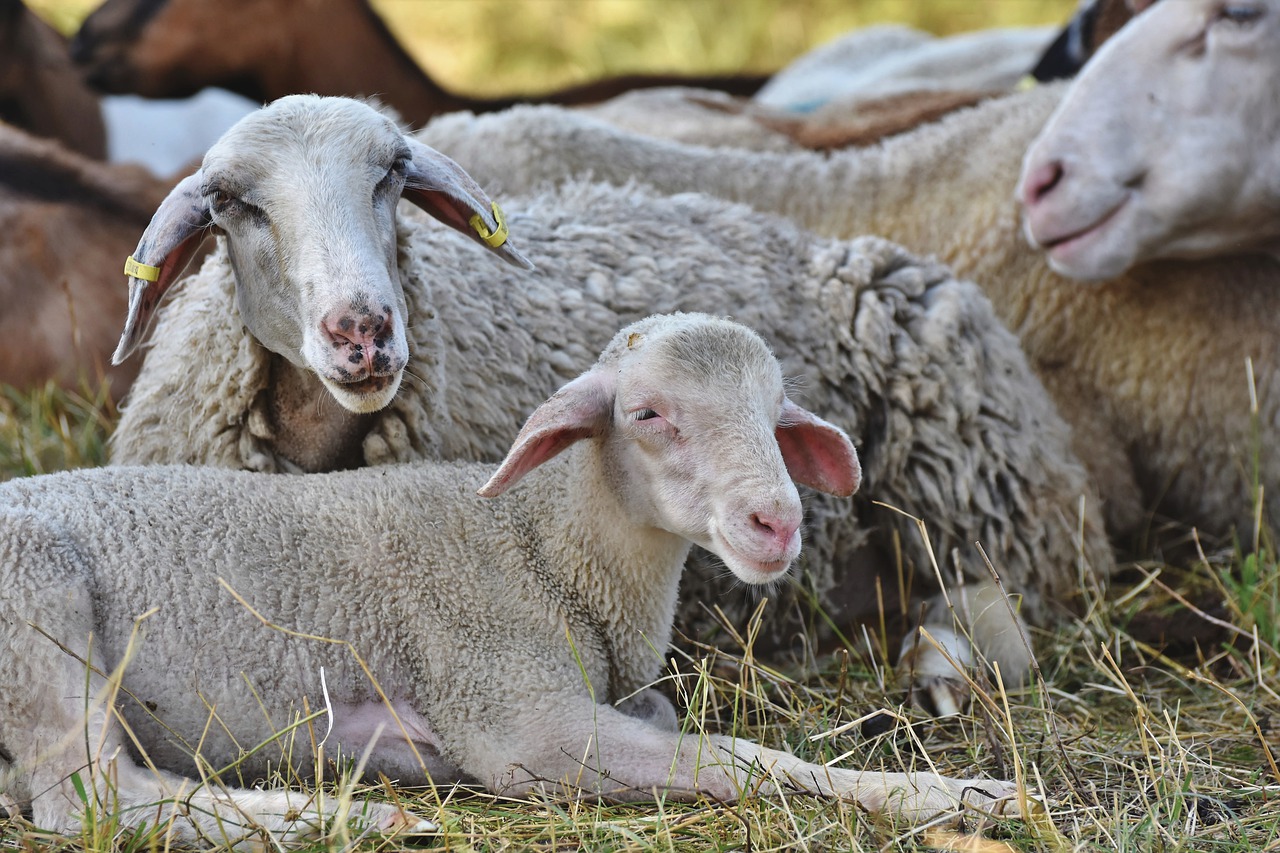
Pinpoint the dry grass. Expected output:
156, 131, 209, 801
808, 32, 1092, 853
0, 382, 1276, 852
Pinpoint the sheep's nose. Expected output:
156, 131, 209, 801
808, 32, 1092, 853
320, 307, 396, 375
751, 510, 801, 552
1020, 159, 1065, 209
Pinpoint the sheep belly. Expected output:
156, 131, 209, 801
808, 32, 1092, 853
324, 699, 467, 785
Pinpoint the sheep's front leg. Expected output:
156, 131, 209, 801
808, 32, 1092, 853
483, 703, 1022, 823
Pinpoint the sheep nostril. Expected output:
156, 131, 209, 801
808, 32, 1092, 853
751, 512, 799, 547
1022, 160, 1065, 207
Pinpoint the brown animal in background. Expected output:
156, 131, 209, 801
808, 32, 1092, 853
0, 0, 105, 159
70, 0, 767, 127
0, 121, 174, 396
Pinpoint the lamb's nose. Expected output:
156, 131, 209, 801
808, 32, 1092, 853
751, 510, 800, 552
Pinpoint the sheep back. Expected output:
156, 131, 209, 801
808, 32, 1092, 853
113, 180, 1109, 653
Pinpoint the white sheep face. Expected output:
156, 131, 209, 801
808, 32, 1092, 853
1018, 0, 1280, 280
200, 98, 410, 412
479, 314, 861, 585
114, 95, 530, 415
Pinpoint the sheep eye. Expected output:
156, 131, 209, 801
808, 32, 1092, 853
633, 408, 661, 422
1218, 2, 1263, 23
209, 189, 237, 214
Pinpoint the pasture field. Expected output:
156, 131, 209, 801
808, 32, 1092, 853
6, 1, 1279, 851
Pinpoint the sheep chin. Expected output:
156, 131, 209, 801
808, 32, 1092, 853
319, 372, 404, 414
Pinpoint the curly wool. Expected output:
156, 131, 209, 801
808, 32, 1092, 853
114, 180, 1110, 651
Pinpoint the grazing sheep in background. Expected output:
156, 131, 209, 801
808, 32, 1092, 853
110, 95, 1110, 713
69, 0, 767, 127
418, 83, 1280, 545
1019, 0, 1278, 280
0, 312, 1028, 847
0, 121, 177, 395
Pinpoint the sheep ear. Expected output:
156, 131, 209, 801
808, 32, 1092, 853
478, 372, 613, 497
776, 399, 861, 497
400, 136, 534, 270
112, 172, 212, 363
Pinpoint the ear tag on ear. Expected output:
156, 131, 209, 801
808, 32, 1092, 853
124, 255, 162, 282
468, 202, 510, 248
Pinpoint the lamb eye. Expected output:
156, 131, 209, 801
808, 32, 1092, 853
634, 408, 660, 421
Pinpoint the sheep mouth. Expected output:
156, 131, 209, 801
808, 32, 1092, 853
712, 534, 797, 585
1034, 196, 1128, 258
319, 372, 404, 414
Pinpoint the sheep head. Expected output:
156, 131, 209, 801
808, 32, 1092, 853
478, 313, 861, 585
1019, 0, 1280, 279
114, 94, 531, 414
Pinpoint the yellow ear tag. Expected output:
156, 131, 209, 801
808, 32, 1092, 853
124, 256, 162, 282
468, 202, 509, 249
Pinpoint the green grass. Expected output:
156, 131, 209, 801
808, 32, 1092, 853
0, 381, 114, 480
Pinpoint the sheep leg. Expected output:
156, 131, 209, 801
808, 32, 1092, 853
487, 703, 1022, 823
898, 579, 1035, 716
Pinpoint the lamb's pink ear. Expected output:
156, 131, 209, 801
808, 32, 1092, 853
112, 172, 212, 363
776, 399, 861, 497
478, 371, 614, 497
400, 136, 534, 270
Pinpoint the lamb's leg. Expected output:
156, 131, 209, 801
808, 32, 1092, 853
0, 538, 425, 848
898, 579, 1034, 716
484, 703, 1023, 823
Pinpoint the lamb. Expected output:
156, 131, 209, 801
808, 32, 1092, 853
1019, 0, 1279, 280
417, 83, 1280, 545
110, 95, 1110, 713
0, 311, 1028, 847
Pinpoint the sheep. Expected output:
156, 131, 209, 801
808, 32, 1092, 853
754, 23, 1055, 114
1019, 0, 1279, 281
0, 120, 183, 395
0, 0, 106, 159
0, 311, 1029, 847
417, 83, 1280, 547
109, 95, 1110, 714
69, 0, 767, 128
1029, 0, 1143, 82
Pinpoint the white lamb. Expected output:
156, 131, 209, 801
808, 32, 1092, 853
419, 83, 1280, 545
110, 96, 1112, 713
0, 312, 1024, 847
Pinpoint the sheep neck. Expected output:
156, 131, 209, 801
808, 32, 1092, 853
267, 357, 374, 472
528, 440, 691, 700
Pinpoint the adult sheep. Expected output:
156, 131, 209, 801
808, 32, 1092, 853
417, 81, 1280, 545
0, 312, 1029, 847
110, 95, 1110, 714
1019, 0, 1280, 280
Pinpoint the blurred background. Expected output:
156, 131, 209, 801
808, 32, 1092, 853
29, 0, 1079, 96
